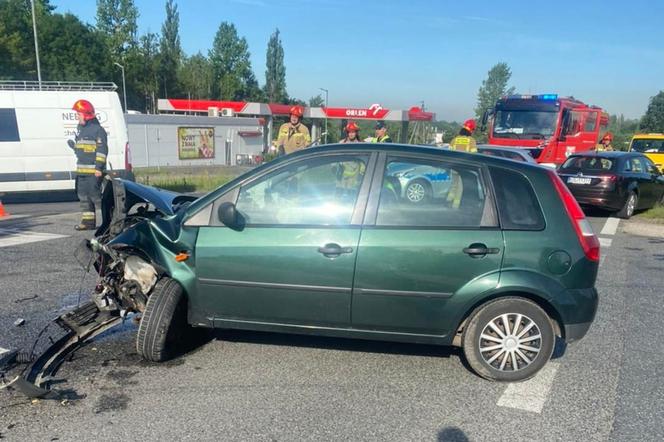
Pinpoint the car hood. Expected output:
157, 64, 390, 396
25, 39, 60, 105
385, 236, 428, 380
97, 178, 198, 237
120, 179, 197, 216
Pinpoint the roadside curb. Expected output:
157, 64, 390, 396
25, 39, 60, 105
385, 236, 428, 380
622, 219, 664, 238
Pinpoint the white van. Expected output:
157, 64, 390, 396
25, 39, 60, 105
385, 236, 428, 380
0, 81, 134, 194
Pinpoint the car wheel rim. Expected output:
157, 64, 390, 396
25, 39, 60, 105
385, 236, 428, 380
478, 313, 542, 372
627, 195, 635, 216
407, 183, 425, 202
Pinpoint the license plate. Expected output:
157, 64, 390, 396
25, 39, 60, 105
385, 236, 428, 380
568, 177, 591, 185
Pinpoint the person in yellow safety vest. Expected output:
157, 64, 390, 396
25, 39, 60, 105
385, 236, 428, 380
447, 119, 477, 208
340, 121, 361, 143
369, 121, 392, 143
595, 132, 614, 152
275, 105, 311, 155
449, 119, 478, 153
67, 99, 108, 231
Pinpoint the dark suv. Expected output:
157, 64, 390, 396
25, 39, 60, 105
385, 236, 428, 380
84, 144, 600, 382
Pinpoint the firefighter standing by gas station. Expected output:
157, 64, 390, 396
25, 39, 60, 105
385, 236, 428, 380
340, 121, 361, 143
68, 99, 107, 231
275, 105, 311, 155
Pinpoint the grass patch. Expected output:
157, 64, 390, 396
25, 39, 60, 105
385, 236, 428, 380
134, 166, 246, 193
636, 203, 664, 223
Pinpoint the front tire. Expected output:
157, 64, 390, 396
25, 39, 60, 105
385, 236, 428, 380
137, 277, 189, 362
405, 179, 431, 204
617, 190, 637, 219
462, 297, 555, 382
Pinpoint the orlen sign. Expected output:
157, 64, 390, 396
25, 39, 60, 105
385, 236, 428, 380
323, 103, 389, 120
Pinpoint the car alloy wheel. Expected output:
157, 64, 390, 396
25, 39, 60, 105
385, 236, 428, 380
478, 313, 542, 372
626, 193, 636, 217
406, 181, 427, 203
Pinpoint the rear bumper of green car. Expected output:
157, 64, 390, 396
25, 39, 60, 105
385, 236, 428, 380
562, 287, 599, 343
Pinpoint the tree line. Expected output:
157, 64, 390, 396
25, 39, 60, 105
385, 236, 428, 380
0, 0, 311, 113
1, 0, 663, 141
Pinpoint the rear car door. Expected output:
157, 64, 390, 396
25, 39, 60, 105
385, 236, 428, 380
195, 152, 374, 327
352, 153, 503, 336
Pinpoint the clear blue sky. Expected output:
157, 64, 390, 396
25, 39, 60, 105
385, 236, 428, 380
52, 0, 663, 121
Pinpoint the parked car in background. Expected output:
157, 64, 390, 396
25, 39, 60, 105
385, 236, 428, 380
628, 133, 664, 172
477, 145, 538, 164
81, 143, 600, 383
558, 152, 664, 218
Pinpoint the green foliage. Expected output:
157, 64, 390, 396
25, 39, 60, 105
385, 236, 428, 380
209, 22, 261, 101
475, 62, 515, 119
264, 28, 287, 103
606, 114, 640, 151
179, 52, 214, 99
640, 91, 664, 133
0, 1, 111, 82
95, 0, 138, 60
309, 94, 325, 107
158, 0, 181, 98
126, 32, 160, 112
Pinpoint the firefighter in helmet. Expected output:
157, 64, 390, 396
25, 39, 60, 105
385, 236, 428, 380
275, 105, 311, 155
67, 99, 108, 231
449, 119, 478, 153
340, 121, 361, 143
369, 121, 392, 143
596, 132, 614, 152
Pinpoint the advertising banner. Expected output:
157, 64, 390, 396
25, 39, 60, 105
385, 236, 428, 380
178, 127, 215, 159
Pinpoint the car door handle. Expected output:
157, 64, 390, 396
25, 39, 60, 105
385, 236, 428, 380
463, 244, 500, 256
318, 243, 353, 257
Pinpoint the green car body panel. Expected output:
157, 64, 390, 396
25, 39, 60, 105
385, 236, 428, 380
109, 143, 599, 347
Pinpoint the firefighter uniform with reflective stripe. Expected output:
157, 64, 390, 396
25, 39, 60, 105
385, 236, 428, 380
69, 118, 108, 228
276, 122, 311, 154
448, 135, 477, 153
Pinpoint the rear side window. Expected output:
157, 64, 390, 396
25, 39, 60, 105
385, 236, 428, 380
0, 109, 20, 142
490, 167, 545, 230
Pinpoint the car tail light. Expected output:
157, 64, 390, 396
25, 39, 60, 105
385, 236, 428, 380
124, 142, 133, 172
601, 174, 617, 182
548, 170, 600, 262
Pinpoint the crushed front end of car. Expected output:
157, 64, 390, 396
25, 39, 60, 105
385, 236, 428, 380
1, 178, 198, 398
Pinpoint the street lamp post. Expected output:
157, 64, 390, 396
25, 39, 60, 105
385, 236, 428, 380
114, 62, 127, 113
30, 0, 42, 89
319, 87, 328, 144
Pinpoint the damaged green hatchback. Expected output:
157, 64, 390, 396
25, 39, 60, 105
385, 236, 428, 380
87, 144, 599, 383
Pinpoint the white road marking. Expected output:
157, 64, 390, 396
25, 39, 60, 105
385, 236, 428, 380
599, 237, 613, 247
0, 346, 9, 356
600, 217, 620, 236
0, 228, 68, 248
496, 362, 560, 413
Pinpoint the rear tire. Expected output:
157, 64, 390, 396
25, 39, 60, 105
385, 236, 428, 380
617, 191, 637, 219
137, 277, 189, 362
462, 297, 555, 382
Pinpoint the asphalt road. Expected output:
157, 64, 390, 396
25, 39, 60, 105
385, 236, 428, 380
1, 201, 663, 441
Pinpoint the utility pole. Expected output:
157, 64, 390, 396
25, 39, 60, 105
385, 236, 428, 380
30, 0, 42, 89
319, 87, 329, 144
114, 62, 127, 113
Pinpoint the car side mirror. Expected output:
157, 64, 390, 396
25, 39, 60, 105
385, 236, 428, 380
480, 109, 491, 131
218, 202, 244, 230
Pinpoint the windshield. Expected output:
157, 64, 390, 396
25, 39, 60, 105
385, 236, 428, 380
560, 156, 614, 172
631, 139, 664, 153
493, 110, 557, 140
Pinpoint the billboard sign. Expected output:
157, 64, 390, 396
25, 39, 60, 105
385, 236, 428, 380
178, 127, 215, 159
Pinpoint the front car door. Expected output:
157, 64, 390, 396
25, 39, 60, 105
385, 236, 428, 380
352, 153, 503, 337
195, 152, 375, 328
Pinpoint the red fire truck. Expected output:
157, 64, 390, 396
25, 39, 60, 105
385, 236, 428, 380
483, 94, 609, 166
